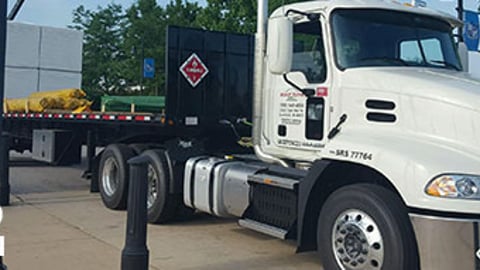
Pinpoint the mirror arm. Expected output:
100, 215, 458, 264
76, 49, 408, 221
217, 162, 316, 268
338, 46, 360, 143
283, 73, 315, 97
285, 9, 320, 21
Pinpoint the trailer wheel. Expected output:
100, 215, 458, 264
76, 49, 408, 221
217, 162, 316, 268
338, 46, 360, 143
317, 184, 419, 270
142, 150, 191, 224
129, 143, 158, 155
99, 144, 135, 210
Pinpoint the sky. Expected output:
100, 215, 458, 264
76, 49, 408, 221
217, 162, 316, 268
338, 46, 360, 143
7, 0, 184, 28
6, 0, 479, 29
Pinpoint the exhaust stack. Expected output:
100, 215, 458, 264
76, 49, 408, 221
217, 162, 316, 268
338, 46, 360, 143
252, 0, 289, 167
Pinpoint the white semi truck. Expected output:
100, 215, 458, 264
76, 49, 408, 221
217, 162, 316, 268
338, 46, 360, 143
6, 0, 480, 269
183, 1, 480, 269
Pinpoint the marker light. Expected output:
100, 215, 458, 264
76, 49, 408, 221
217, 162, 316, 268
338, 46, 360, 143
425, 175, 480, 199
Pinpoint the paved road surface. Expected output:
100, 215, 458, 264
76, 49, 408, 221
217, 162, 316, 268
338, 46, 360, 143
1, 152, 323, 270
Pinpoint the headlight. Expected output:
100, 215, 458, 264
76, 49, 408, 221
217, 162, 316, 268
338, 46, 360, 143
425, 175, 480, 199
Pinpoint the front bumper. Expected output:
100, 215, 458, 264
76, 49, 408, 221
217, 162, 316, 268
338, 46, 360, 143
410, 214, 480, 270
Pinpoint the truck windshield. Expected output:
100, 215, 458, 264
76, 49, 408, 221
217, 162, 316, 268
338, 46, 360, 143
331, 9, 461, 71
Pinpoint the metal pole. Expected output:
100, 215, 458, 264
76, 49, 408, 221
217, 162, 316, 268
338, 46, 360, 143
0, 3, 8, 270
121, 155, 149, 270
0, 133, 9, 207
0, 0, 10, 208
140, 35, 144, 93
457, 0, 464, 42
7, 0, 25, 21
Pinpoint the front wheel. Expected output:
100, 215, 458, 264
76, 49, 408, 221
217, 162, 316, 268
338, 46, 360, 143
317, 184, 419, 270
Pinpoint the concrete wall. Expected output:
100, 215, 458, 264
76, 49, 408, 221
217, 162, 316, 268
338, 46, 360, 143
5, 22, 83, 98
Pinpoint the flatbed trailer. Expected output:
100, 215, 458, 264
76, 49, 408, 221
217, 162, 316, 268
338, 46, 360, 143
4, 25, 254, 164
3, 26, 255, 212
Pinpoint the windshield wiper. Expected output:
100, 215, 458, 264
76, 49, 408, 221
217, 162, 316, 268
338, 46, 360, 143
359, 57, 409, 66
428, 60, 461, 71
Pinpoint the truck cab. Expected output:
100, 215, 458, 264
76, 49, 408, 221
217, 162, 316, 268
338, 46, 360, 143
253, 1, 480, 269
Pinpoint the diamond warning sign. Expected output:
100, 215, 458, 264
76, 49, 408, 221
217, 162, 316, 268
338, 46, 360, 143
179, 53, 209, 88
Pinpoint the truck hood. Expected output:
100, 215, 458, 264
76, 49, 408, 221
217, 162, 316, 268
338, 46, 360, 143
339, 67, 480, 157
340, 67, 480, 112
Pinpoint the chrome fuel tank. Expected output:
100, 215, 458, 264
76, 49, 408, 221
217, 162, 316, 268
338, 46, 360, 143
184, 156, 263, 217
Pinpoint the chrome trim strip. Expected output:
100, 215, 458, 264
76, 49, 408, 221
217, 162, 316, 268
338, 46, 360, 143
409, 213, 480, 223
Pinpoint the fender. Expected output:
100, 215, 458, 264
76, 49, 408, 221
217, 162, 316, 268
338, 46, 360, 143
296, 158, 393, 252
163, 138, 207, 194
325, 131, 480, 214
296, 159, 330, 252
296, 131, 480, 252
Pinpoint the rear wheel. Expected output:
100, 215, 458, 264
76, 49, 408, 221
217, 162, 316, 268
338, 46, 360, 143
98, 144, 135, 210
129, 143, 159, 155
317, 184, 419, 270
143, 150, 193, 224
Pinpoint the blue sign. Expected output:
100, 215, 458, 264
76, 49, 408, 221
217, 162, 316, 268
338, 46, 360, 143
414, 0, 426, 7
464, 10, 479, 51
143, 58, 155, 78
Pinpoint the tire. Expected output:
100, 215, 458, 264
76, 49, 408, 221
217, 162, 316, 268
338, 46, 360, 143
142, 150, 193, 224
98, 144, 136, 210
129, 143, 158, 155
317, 184, 419, 270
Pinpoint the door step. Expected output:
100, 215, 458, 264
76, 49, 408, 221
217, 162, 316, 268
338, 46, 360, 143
238, 218, 288, 239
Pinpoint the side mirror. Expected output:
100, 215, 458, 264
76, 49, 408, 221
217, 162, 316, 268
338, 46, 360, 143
267, 17, 293, 74
284, 71, 315, 97
458, 42, 469, 72
286, 71, 308, 86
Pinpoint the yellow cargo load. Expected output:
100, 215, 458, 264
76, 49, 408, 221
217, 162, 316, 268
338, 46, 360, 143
29, 88, 86, 99
64, 98, 92, 110
5, 97, 53, 113
4, 88, 91, 113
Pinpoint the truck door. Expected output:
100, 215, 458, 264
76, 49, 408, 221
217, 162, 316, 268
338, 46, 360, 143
270, 18, 330, 153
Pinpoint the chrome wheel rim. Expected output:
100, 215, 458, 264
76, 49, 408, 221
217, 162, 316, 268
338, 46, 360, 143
147, 164, 158, 210
332, 209, 384, 270
101, 157, 119, 197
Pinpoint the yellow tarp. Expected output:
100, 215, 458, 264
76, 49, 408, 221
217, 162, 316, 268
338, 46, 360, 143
4, 88, 91, 113
29, 88, 86, 99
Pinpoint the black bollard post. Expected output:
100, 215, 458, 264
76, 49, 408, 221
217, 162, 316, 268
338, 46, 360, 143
0, 256, 7, 270
0, 133, 9, 206
121, 155, 149, 270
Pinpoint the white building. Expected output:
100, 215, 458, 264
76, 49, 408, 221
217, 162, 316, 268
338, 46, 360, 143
5, 22, 83, 98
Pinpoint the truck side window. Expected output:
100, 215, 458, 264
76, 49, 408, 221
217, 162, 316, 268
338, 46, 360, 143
292, 21, 326, 83
306, 98, 324, 140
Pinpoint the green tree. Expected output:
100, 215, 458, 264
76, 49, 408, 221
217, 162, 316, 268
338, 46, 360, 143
72, 0, 303, 98
121, 0, 201, 95
121, 0, 166, 95
196, 0, 302, 33
70, 4, 126, 95
165, 0, 202, 27
196, 0, 257, 33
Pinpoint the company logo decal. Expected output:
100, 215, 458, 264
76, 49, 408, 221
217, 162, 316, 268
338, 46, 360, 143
316, 87, 328, 97
280, 88, 304, 102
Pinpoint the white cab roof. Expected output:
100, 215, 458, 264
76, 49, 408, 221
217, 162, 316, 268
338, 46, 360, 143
271, 0, 461, 27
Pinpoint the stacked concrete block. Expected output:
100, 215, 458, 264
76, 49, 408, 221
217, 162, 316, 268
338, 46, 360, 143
5, 22, 83, 98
